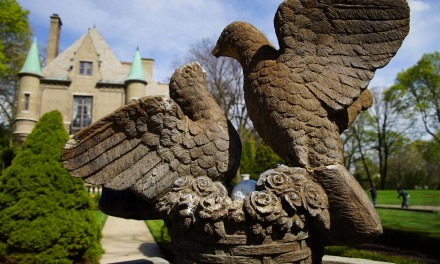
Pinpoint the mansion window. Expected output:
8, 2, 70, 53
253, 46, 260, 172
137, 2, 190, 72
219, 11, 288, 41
24, 93, 30, 111
79, 61, 93, 76
72, 96, 92, 132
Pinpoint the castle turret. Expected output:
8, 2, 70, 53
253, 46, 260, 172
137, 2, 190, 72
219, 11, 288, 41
125, 49, 147, 103
14, 38, 43, 142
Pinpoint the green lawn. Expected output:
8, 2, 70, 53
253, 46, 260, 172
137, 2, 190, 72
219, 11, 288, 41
324, 246, 421, 264
92, 210, 107, 228
369, 190, 440, 206
146, 220, 165, 242
146, 220, 173, 261
377, 208, 440, 236
325, 208, 440, 263
146, 206, 440, 234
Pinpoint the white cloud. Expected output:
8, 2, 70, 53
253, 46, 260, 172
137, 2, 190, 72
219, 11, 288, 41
409, 0, 430, 12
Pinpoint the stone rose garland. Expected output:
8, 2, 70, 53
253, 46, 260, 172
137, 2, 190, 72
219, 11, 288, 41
156, 175, 240, 235
156, 166, 330, 238
244, 166, 330, 236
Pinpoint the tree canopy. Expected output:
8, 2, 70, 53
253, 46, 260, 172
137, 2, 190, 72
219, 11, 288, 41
0, 0, 31, 129
0, 111, 103, 263
339, 51, 440, 190
385, 52, 440, 143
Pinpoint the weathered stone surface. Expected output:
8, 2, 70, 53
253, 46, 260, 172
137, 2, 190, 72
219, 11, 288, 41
61, 0, 410, 263
314, 165, 382, 245
213, 0, 409, 169
212, 0, 409, 251
157, 168, 326, 264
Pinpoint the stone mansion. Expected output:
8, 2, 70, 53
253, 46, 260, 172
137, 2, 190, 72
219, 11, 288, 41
14, 14, 169, 142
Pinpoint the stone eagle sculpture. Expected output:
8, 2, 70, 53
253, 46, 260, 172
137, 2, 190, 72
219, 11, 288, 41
61, 0, 410, 263
211, 0, 410, 245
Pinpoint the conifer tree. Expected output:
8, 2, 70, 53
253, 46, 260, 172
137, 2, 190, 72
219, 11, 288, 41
240, 138, 284, 180
0, 111, 103, 263
240, 137, 258, 179
254, 143, 284, 175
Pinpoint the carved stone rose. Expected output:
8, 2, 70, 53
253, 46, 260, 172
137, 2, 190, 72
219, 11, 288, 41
198, 193, 231, 221
245, 190, 283, 222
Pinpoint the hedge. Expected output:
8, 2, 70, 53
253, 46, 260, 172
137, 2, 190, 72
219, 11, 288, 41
0, 111, 103, 263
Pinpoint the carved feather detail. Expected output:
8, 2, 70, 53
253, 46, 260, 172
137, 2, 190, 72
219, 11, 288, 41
213, 0, 409, 168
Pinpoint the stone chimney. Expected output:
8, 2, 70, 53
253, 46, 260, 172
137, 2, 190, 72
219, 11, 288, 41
46, 14, 62, 64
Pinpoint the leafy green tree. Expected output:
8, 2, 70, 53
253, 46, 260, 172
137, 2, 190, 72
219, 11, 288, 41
0, 122, 16, 170
417, 138, 440, 188
369, 88, 409, 189
0, 0, 31, 129
388, 141, 426, 189
341, 124, 357, 172
388, 138, 440, 189
343, 88, 410, 189
254, 143, 284, 177
238, 138, 283, 181
385, 52, 440, 143
342, 111, 376, 188
352, 158, 379, 189
0, 111, 103, 263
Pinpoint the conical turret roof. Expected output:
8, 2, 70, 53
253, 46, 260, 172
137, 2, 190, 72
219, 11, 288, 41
126, 49, 146, 84
19, 38, 43, 77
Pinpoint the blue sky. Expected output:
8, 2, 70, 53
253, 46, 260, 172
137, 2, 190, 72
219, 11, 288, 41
17, 0, 440, 87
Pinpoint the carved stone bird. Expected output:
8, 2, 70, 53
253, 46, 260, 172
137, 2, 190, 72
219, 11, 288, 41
61, 62, 241, 207
212, 0, 409, 244
212, 0, 409, 169
60, 1, 411, 260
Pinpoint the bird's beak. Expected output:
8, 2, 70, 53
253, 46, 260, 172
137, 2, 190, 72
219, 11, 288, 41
211, 45, 220, 58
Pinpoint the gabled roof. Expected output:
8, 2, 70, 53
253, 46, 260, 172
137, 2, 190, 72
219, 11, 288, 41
19, 38, 43, 77
41, 27, 166, 93
43, 27, 127, 83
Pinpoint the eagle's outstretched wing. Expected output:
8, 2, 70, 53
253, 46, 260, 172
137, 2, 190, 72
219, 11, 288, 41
61, 62, 241, 202
275, 0, 410, 113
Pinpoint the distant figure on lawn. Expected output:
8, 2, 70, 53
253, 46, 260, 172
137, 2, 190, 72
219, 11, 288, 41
369, 185, 377, 206
397, 187, 410, 208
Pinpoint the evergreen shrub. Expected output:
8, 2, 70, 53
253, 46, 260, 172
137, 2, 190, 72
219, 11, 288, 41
240, 138, 284, 180
0, 111, 103, 263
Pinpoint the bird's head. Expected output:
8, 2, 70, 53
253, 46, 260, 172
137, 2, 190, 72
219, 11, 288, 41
212, 21, 273, 69
169, 62, 225, 122
212, 22, 245, 61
